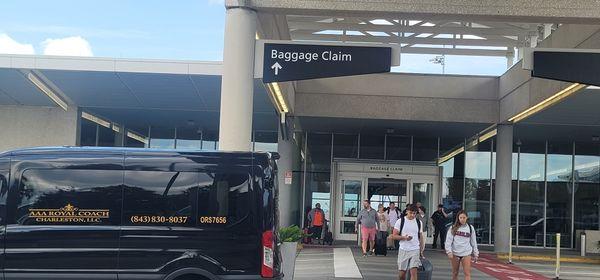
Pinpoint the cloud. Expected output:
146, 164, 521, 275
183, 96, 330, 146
0, 33, 35, 55
42, 36, 93, 57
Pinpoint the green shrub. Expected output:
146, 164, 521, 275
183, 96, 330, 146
279, 225, 309, 242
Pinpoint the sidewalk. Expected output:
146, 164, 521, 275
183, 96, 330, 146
293, 245, 600, 280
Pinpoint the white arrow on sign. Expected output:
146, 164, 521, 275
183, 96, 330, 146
271, 62, 282, 75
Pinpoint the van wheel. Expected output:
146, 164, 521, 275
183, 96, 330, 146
174, 275, 210, 280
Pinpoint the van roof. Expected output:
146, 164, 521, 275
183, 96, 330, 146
0, 146, 278, 161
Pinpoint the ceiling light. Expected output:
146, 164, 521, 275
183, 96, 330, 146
267, 82, 289, 113
508, 83, 586, 123
27, 72, 68, 111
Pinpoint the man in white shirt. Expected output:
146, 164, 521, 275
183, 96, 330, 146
392, 205, 424, 279
387, 202, 401, 250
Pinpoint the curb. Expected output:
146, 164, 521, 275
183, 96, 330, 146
497, 253, 600, 264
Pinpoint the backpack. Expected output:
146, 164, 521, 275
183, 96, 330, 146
398, 217, 422, 240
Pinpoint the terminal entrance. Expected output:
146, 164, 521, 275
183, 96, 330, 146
332, 161, 439, 242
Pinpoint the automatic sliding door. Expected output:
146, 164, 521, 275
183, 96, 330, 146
367, 178, 408, 210
336, 178, 362, 241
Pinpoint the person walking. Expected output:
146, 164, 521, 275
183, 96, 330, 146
392, 204, 424, 280
431, 204, 449, 250
445, 210, 479, 280
307, 203, 326, 244
386, 202, 401, 250
415, 203, 428, 231
375, 203, 390, 255
356, 200, 379, 257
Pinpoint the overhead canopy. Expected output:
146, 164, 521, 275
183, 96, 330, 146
0, 55, 279, 135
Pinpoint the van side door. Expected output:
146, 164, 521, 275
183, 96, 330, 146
4, 152, 123, 280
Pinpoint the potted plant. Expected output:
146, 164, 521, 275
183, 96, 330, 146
278, 225, 308, 280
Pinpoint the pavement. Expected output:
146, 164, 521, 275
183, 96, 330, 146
293, 245, 600, 280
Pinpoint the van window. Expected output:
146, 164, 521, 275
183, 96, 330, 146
16, 169, 123, 225
123, 171, 198, 227
0, 171, 7, 224
197, 172, 250, 227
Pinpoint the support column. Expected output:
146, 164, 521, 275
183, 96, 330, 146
218, 7, 257, 151
494, 124, 513, 253
277, 127, 294, 227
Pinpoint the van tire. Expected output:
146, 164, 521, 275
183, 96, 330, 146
174, 275, 210, 280
164, 268, 218, 280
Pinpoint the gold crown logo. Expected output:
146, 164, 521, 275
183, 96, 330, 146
61, 204, 77, 212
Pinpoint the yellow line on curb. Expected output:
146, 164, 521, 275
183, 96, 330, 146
496, 254, 600, 264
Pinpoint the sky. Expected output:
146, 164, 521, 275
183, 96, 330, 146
0, 0, 509, 75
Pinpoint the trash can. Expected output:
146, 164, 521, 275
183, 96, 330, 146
418, 258, 433, 280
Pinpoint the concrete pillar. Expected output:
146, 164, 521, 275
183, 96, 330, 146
218, 7, 257, 151
277, 126, 293, 227
494, 124, 513, 253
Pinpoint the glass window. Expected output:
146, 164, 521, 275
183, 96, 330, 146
253, 131, 278, 152
342, 180, 361, 217
413, 137, 438, 162
367, 178, 407, 210
333, 134, 358, 158
304, 133, 333, 225
201, 131, 218, 150
149, 127, 175, 149
574, 142, 600, 235
464, 139, 492, 244
123, 171, 197, 227
80, 119, 97, 146
98, 125, 116, 147
441, 152, 465, 219
176, 129, 202, 150
546, 141, 573, 248
125, 127, 148, 148
517, 141, 545, 246
16, 169, 123, 225
386, 135, 411, 161
359, 134, 385, 160
197, 172, 250, 226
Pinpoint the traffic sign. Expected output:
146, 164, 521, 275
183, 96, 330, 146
255, 40, 400, 83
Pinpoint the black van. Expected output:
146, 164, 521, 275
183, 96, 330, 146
0, 147, 282, 280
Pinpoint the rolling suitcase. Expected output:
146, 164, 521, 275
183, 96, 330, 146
374, 231, 387, 256
417, 258, 433, 280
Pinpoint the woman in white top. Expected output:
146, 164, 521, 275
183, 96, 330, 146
445, 210, 479, 280
376, 204, 390, 232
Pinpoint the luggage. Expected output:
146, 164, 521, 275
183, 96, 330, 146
386, 234, 394, 248
322, 221, 333, 245
417, 258, 433, 280
323, 231, 333, 245
374, 231, 388, 256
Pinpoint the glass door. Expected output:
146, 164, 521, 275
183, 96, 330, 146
336, 178, 363, 241
413, 181, 435, 242
366, 178, 409, 210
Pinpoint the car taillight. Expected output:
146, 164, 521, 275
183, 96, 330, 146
261, 230, 274, 278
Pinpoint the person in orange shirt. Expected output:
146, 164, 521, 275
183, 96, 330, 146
307, 203, 326, 243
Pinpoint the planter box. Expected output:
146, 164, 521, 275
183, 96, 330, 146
281, 242, 298, 280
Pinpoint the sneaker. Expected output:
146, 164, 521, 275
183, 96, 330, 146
368, 250, 373, 256
362, 253, 367, 258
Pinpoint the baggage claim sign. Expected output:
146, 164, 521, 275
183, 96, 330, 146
259, 42, 398, 83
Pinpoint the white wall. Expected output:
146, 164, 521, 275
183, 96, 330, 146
0, 105, 78, 152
